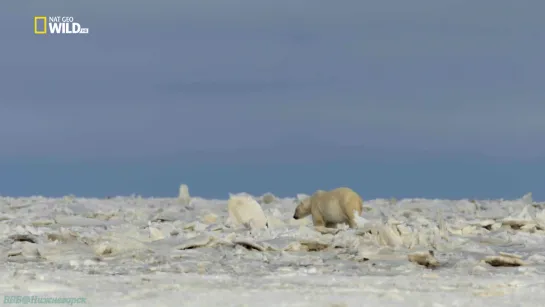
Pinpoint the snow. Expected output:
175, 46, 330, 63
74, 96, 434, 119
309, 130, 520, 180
1, 192, 545, 307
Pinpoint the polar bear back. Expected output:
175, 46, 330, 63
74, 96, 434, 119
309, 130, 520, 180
310, 187, 363, 220
312, 187, 362, 208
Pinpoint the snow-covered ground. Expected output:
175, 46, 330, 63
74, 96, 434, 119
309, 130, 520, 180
1, 192, 545, 307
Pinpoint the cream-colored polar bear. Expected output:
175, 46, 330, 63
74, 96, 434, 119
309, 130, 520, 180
293, 187, 363, 229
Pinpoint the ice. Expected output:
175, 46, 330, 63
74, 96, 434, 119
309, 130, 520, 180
1, 193, 545, 306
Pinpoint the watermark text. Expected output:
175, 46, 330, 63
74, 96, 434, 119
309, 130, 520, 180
4, 295, 86, 305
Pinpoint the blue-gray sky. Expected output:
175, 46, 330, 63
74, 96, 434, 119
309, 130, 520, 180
1, 1, 544, 200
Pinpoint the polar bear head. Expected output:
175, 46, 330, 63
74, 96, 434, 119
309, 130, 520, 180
293, 197, 312, 219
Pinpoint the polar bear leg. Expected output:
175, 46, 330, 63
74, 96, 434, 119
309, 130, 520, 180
325, 222, 337, 228
312, 214, 325, 227
347, 219, 358, 229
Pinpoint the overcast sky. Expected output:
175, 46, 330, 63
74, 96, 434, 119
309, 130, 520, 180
1, 1, 544, 199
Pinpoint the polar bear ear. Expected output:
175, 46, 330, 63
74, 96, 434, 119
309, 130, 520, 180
295, 193, 309, 201
299, 197, 312, 209
294, 198, 305, 206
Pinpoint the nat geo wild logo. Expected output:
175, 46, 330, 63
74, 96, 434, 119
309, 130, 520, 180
34, 16, 89, 35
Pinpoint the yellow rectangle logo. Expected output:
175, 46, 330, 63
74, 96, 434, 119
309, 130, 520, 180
34, 16, 47, 34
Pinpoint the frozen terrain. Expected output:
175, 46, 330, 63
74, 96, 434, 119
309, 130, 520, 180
1, 191, 545, 307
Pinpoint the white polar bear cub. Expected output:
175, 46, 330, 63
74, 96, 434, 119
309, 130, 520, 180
293, 187, 363, 229
227, 193, 268, 229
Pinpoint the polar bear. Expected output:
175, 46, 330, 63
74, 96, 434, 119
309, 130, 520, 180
227, 193, 268, 229
293, 187, 363, 229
